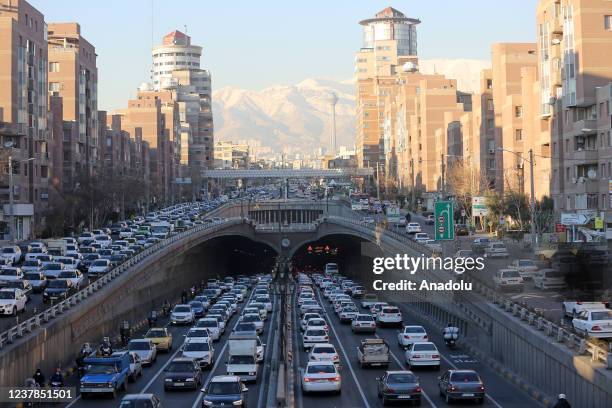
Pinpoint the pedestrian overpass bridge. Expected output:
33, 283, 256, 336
0, 199, 611, 407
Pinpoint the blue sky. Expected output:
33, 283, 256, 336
30, 0, 538, 110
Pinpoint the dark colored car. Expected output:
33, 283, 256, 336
43, 279, 74, 302
118, 393, 162, 408
201, 375, 248, 407
163, 357, 202, 390
189, 301, 206, 318
377, 370, 421, 405
470, 238, 491, 254
455, 224, 469, 236
110, 254, 127, 267
424, 214, 435, 225
438, 369, 485, 404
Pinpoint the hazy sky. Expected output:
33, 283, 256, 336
29, 0, 538, 110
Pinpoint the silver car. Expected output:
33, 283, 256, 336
127, 339, 157, 365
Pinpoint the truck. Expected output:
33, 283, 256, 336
150, 221, 174, 239
44, 239, 67, 257
562, 301, 610, 318
356, 338, 390, 368
226, 334, 258, 382
385, 205, 401, 224
80, 351, 131, 398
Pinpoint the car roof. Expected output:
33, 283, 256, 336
210, 375, 241, 383
306, 360, 334, 366
122, 394, 156, 400
171, 357, 196, 363
385, 370, 415, 375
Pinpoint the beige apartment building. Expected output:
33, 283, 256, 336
355, 7, 420, 173
0, 0, 49, 238
47, 22, 98, 192
537, 0, 612, 228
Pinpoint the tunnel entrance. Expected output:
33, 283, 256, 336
290, 234, 381, 285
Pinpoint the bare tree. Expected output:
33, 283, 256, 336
446, 160, 489, 219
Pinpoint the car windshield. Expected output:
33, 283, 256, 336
0, 269, 18, 276
198, 321, 216, 327
387, 373, 417, 383
189, 301, 203, 308
502, 270, 520, 278
23, 261, 39, 266
207, 382, 240, 395
119, 400, 156, 408
47, 280, 68, 288
591, 311, 612, 320
413, 343, 437, 352
307, 364, 335, 374
357, 315, 374, 322
243, 315, 260, 322
451, 372, 480, 382
188, 329, 209, 337
174, 306, 191, 313
87, 364, 117, 374
167, 362, 194, 372
312, 346, 335, 354
404, 327, 425, 333
0, 292, 16, 299
146, 329, 166, 337
544, 271, 565, 278
382, 308, 399, 313
25, 273, 42, 280
235, 323, 255, 331
306, 329, 326, 336
129, 342, 151, 351
44, 264, 62, 270
229, 355, 254, 364
518, 260, 535, 266
1, 248, 15, 254
59, 272, 76, 278
184, 342, 209, 351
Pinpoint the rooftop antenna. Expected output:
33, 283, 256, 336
184, 24, 188, 35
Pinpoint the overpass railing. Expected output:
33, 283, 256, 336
0, 217, 243, 350
325, 213, 612, 369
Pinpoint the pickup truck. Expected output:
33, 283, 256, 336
357, 338, 390, 368
80, 351, 131, 398
562, 301, 610, 318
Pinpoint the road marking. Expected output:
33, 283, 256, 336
439, 353, 504, 408
256, 298, 276, 408
375, 332, 439, 408
191, 287, 257, 408
315, 290, 371, 408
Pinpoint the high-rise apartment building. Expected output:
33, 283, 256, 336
0, 0, 49, 238
47, 22, 98, 189
152, 30, 213, 197
537, 0, 612, 227
355, 7, 420, 173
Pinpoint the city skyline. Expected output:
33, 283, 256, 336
28, 0, 537, 110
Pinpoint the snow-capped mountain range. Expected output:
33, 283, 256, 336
212, 59, 490, 154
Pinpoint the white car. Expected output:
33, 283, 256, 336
88, 259, 111, 275
94, 234, 112, 248
77, 231, 95, 244
171, 304, 195, 325
405, 222, 422, 234
533, 269, 566, 290
0, 267, 23, 283
182, 338, 214, 369
305, 318, 329, 333
308, 343, 339, 364
510, 259, 539, 280
339, 306, 359, 323
0, 288, 27, 316
301, 361, 341, 394
0, 245, 21, 264
58, 270, 85, 289
207, 314, 226, 333
25, 249, 46, 262
397, 325, 428, 348
492, 269, 524, 292
302, 328, 329, 351
484, 242, 509, 258
351, 314, 377, 333
572, 309, 612, 339
196, 318, 221, 341
376, 306, 403, 326
127, 339, 157, 365
413, 233, 429, 244
240, 313, 264, 334
369, 302, 389, 318
300, 313, 323, 332
186, 327, 211, 342
405, 342, 440, 369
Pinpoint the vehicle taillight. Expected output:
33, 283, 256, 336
479, 385, 485, 391
303, 377, 313, 382
413, 354, 421, 358
449, 385, 456, 391
415, 386, 421, 393
404, 335, 411, 339
592, 325, 602, 331
432, 354, 439, 359
330, 376, 340, 382
423, 335, 428, 340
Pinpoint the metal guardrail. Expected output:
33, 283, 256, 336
254, 223, 318, 232
0, 216, 242, 350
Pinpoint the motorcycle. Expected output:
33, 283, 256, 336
443, 327, 459, 349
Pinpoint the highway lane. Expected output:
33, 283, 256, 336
294, 282, 541, 408
65, 280, 277, 408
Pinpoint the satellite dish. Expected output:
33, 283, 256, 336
587, 169, 597, 179
402, 62, 418, 73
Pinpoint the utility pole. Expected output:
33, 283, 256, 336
376, 162, 380, 200
8, 155, 14, 243
529, 148, 537, 249
440, 153, 445, 199
410, 158, 415, 210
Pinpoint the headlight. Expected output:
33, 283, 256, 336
164, 378, 172, 382
186, 378, 195, 382
203, 400, 214, 406
107, 382, 114, 387
248, 372, 255, 376
233, 400, 243, 406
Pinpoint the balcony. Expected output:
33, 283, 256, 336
571, 148, 598, 162
570, 179, 600, 194
573, 119, 597, 136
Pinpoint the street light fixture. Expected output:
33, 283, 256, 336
497, 147, 537, 249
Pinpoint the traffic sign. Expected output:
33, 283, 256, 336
434, 201, 455, 241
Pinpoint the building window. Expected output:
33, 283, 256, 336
605, 15, 612, 31
49, 62, 59, 72
486, 118, 494, 130
515, 106, 523, 118
486, 79, 492, 89
515, 129, 523, 141
49, 82, 60, 92
486, 99, 494, 111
